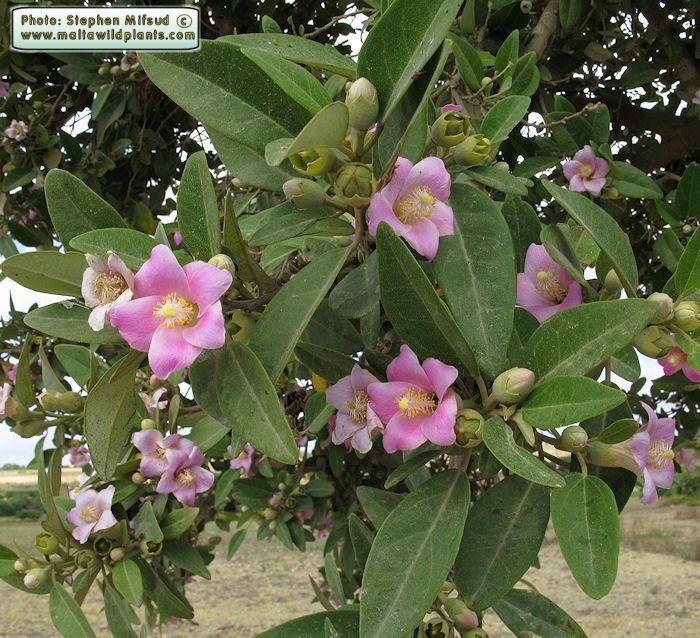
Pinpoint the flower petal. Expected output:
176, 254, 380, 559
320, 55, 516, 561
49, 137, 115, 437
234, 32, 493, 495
350, 365, 378, 391
563, 160, 582, 180
381, 157, 413, 204
640, 467, 659, 505
182, 302, 226, 349
403, 157, 451, 201
574, 145, 596, 165
367, 192, 411, 237
419, 389, 458, 446
132, 429, 163, 455
326, 374, 355, 412
585, 177, 606, 195
430, 200, 454, 236
367, 381, 412, 423
422, 358, 458, 402
403, 219, 440, 261
382, 413, 427, 453
183, 262, 232, 311
568, 175, 586, 192
134, 245, 190, 298
593, 158, 610, 178
148, 325, 202, 378
110, 296, 162, 351
387, 345, 430, 388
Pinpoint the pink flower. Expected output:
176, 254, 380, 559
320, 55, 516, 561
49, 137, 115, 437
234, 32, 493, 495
659, 346, 700, 382
367, 345, 458, 453
0, 382, 13, 419
367, 157, 454, 261
677, 447, 695, 473
563, 145, 609, 195
173, 231, 183, 246
82, 252, 135, 331
69, 473, 91, 500
327, 415, 352, 450
29, 175, 45, 192
6, 364, 16, 384
632, 404, 677, 504
227, 443, 255, 477
0, 82, 8, 99
516, 244, 583, 322
132, 430, 194, 477
4, 119, 28, 141
139, 387, 168, 416
156, 446, 214, 506
441, 103, 462, 113
69, 445, 91, 468
66, 485, 118, 544
326, 365, 383, 453
110, 245, 232, 378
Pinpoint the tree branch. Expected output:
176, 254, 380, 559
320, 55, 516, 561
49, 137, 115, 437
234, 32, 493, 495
527, 0, 559, 61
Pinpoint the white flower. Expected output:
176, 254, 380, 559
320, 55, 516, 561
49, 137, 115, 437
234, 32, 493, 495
4, 119, 29, 141
0, 383, 13, 419
81, 252, 134, 331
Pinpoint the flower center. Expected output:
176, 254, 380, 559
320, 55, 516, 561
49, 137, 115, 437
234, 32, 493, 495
347, 390, 369, 422
237, 450, 249, 460
176, 468, 195, 487
94, 271, 128, 304
395, 186, 436, 225
579, 164, 595, 179
80, 503, 101, 524
648, 441, 675, 469
153, 293, 196, 328
395, 387, 437, 419
535, 269, 567, 303
667, 351, 684, 367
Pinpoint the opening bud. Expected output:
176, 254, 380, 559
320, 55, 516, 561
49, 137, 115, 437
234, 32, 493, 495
290, 147, 335, 176
38, 390, 61, 412
430, 111, 471, 147
57, 391, 84, 414
453, 134, 492, 166
443, 598, 479, 631
491, 368, 535, 404
464, 630, 489, 638
93, 537, 113, 557
208, 253, 236, 276
345, 78, 379, 131
35, 532, 59, 556
560, 426, 589, 453
75, 549, 98, 569
633, 325, 674, 358
420, 614, 449, 638
648, 292, 674, 324
603, 269, 622, 295
109, 547, 126, 562
282, 178, 327, 209
14, 559, 28, 572
673, 300, 700, 332
23, 567, 50, 590
139, 538, 163, 557
587, 440, 641, 475
334, 163, 374, 206
140, 418, 156, 430
455, 409, 484, 448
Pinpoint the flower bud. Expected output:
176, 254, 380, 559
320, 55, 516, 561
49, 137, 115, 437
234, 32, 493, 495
109, 547, 126, 562
493, 161, 510, 172
674, 300, 700, 331
139, 538, 163, 557
23, 567, 50, 590
208, 253, 236, 276
93, 537, 113, 556
35, 532, 59, 556
209, 535, 222, 546
587, 440, 641, 475
491, 368, 535, 404
140, 418, 156, 430
57, 391, 84, 413
455, 409, 484, 448
420, 613, 449, 638
263, 508, 277, 520
261, 15, 282, 33
648, 292, 674, 324
443, 598, 479, 631
75, 549, 98, 569
282, 178, 327, 209
683, 224, 693, 235
559, 426, 589, 453
131, 471, 145, 485
440, 580, 455, 593
601, 186, 620, 199
334, 162, 374, 206
98, 63, 111, 76
283, 496, 297, 509
289, 147, 335, 177
520, 0, 533, 12
602, 269, 622, 295
38, 390, 61, 412
43, 148, 62, 170
14, 559, 28, 572
430, 110, 471, 147
345, 78, 379, 132
453, 134, 491, 166
633, 325, 674, 358
110, 65, 121, 76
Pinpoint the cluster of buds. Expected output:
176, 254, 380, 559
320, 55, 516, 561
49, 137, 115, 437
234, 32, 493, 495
420, 581, 484, 637
38, 389, 84, 413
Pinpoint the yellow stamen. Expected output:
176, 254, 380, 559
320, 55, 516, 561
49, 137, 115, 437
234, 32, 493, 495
579, 164, 594, 178
176, 468, 195, 487
347, 390, 369, 422
395, 186, 436, 224
534, 269, 567, 303
395, 387, 437, 419
94, 271, 128, 304
80, 503, 101, 524
153, 293, 195, 328
648, 441, 675, 469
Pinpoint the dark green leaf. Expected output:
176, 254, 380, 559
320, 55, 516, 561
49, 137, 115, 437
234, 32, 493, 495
450, 35, 483, 91
295, 342, 356, 383
226, 529, 247, 561
49, 585, 97, 638
676, 163, 700, 218
24, 303, 122, 345
502, 195, 541, 272
597, 418, 639, 444
132, 501, 163, 543
163, 541, 211, 579
356, 486, 404, 529
480, 96, 531, 142
674, 228, 700, 299
69, 229, 158, 270
329, 252, 380, 319
257, 610, 360, 638
112, 559, 143, 607
160, 507, 199, 540
0, 251, 85, 296
349, 514, 375, 570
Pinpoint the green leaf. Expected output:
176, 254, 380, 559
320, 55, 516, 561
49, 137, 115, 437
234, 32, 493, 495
177, 151, 221, 261
674, 228, 700, 299
0, 251, 85, 296
551, 473, 619, 599
186, 416, 229, 453
44, 169, 126, 246
520, 300, 658, 384
383, 449, 443, 489
160, 507, 199, 540
377, 223, 479, 375
329, 252, 380, 319
609, 345, 640, 383
349, 514, 375, 570
49, 584, 97, 638
226, 529, 247, 561
654, 229, 683, 273
479, 96, 531, 143
360, 471, 469, 638
265, 102, 348, 166
69, 229, 158, 270
257, 610, 360, 638
611, 161, 662, 200
248, 203, 341, 247
358, 0, 463, 120
501, 195, 541, 272
450, 35, 483, 91
522, 376, 626, 429
493, 589, 587, 638
455, 476, 550, 610
434, 183, 515, 378
103, 585, 137, 638
508, 307, 540, 365
597, 418, 639, 444
495, 30, 519, 79
249, 247, 350, 382
540, 223, 590, 290
163, 542, 211, 579
220, 33, 357, 78
54, 345, 106, 387
295, 342, 356, 383
560, 0, 590, 32
305, 303, 363, 353
460, 166, 530, 195
84, 352, 142, 479
24, 303, 123, 344
356, 486, 404, 529
14, 336, 35, 408
132, 501, 163, 543
190, 342, 298, 464
137, 561, 193, 619
482, 417, 566, 487
542, 179, 638, 294
676, 163, 700, 218
112, 559, 143, 607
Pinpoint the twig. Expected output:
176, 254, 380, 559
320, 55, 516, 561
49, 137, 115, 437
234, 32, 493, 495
527, 102, 603, 131
303, 10, 368, 39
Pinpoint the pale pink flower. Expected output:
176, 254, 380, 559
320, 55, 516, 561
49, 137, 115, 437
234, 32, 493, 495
516, 244, 583, 322
173, 231, 183, 246
327, 415, 352, 450
139, 387, 168, 416
29, 175, 45, 192
69, 445, 91, 468
66, 485, 118, 543
156, 446, 214, 506
110, 245, 232, 378
0, 382, 13, 419
677, 447, 695, 473
563, 145, 609, 195
6, 364, 16, 384
367, 345, 458, 453
4, 119, 28, 141
0, 82, 8, 99
69, 473, 91, 500
659, 346, 700, 382
367, 157, 454, 261
441, 103, 462, 112
326, 365, 383, 453
227, 443, 255, 477
82, 252, 135, 331
132, 429, 194, 477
